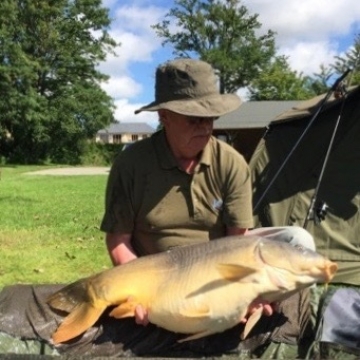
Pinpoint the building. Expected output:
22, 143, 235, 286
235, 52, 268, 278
96, 122, 155, 144
96, 101, 302, 161
213, 100, 300, 161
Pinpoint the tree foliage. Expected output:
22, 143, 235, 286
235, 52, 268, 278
0, 0, 117, 164
248, 56, 318, 100
152, 0, 277, 93
332, 33, 360, 87
308, 64, 333, 95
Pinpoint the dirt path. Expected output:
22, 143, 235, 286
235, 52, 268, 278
26, 167, 110, 176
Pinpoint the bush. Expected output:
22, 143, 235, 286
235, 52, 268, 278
80, 142, 123, 166
1, 141, 124, 166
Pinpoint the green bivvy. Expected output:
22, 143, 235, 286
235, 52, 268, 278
250, 85, 360, 358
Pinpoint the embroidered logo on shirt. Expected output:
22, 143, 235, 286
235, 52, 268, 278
212, 199, 223, 211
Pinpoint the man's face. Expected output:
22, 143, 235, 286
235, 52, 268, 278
160, 110, 215, 158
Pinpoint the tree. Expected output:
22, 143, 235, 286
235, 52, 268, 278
307, 64, 333, 95
332, 33, 360, 87
248, 56, 317, 100
152, 0, 276, 94
0, 0, 117, 164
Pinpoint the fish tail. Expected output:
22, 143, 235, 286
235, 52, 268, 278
51, 302, 104, 344
47, 278, 92, 313
47, 277, 106, 344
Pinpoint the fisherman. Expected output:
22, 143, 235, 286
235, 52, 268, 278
100, 58, 315, 326
0, 58, 317, 358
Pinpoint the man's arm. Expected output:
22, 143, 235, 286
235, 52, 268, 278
226, 227, 248, 236
105, 233, 149, 325
106, 233, 137, 266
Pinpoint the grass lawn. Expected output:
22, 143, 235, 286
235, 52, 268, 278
0, 165, 112, 289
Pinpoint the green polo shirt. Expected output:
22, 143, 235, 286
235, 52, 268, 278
101, 130, 254, 256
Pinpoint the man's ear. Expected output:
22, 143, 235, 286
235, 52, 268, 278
158, 109, 169, 125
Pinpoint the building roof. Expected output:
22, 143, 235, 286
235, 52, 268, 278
214, 100, 301, 130
98, 122, 155, 134
98, 101, 303, 134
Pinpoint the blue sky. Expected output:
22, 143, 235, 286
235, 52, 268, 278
99, 0, 360, 128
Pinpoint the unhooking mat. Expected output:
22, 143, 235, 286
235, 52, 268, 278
0, 284, 313, 358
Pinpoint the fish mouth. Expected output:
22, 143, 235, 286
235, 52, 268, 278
323, 261, 338, 283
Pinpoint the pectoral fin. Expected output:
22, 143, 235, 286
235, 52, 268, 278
109, 297, 137, 319
217, 263, 258, 281
178, 329, 213, 343
241, 306, 263, 340
179, 303, 210, 319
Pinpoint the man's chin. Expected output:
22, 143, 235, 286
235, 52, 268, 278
190, 140, 209, 152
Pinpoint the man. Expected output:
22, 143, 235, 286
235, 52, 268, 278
100, 58, 314, 325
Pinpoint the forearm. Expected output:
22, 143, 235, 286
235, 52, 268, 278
105, 232, 149, 325
105, 232, 137, 266
226, 226, 248, 236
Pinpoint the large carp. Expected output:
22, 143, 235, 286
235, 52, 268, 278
47, 235, 337, 344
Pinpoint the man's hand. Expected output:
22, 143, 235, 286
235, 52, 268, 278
134, 304, 149, 326
240, 299, 278, 324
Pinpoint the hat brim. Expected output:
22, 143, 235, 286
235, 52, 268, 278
134, 93, 241, 117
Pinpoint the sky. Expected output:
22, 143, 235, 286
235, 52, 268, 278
99, 0, 360, 129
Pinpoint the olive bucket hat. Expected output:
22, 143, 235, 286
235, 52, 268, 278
134, 58, 241, 117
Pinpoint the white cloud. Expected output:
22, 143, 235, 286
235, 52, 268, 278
101, 76, 142, 99
98, 31, 157, 77
281, 41, 338, 76
98, 3, 166, 109
101, 0, 118, 8
114, 5, 166, 34
244, 0, 360, 43
113, 99, 158, 129
243, 0, 360, 74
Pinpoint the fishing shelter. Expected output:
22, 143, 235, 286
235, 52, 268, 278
250, 85, 360, 286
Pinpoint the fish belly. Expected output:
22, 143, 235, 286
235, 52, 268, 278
148, 281, 250, 335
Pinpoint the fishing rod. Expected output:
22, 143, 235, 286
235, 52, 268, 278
253, 68, 352, 216
303, 79, 350, 229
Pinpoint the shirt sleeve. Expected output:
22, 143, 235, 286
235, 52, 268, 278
100, 155, 135, 234
222, 153, 255, 229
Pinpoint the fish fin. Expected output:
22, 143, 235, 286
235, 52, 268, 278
179, 303, 210, 319
52, 302, 104, 344
109, 299, 137, 319
241, 307, 263, 340
217, 263, 258, 281
177, 329, 213, 343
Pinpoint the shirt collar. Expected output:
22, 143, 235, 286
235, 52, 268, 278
199, 137, 213, 167
152, 130, 213, 170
